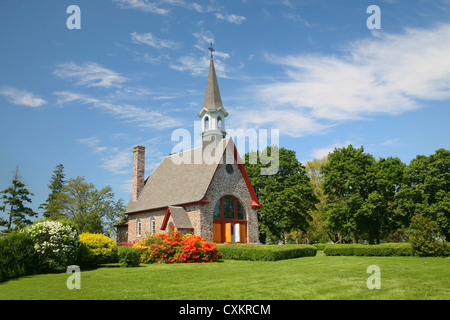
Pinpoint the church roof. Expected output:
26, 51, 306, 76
125, 138, 231, 214
125, 138, 261, 214
199, 56, 228, 116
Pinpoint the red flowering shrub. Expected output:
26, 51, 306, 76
175, 234, 222, 263
132, 232, 222, 264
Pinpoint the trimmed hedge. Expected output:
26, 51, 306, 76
323, 243, 413, 256
218, 244, 317, 261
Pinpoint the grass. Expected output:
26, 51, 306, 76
0, 254, 449, 300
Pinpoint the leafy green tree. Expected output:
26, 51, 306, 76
54, 176, 125, 236
0, 166, 37, 233
323, 146, 406, 244
39, 164, 66, 219
322, 145, 376, 242
399, 149, 450, 241
245, 146, 318, 244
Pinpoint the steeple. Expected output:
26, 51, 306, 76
199, 42, 228, 148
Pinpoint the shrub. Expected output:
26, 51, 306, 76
133, 232, 221, 264
323, 243, 412, 256
218, 244, 317, 261
0, 231, 41, 282
175, 234, 222, 263
409, 215, 447, 257
117, 246, 141, 267
25, 220, 80, 272
79, 233, 118, 267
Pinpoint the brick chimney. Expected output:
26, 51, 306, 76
132, 145, 145, 201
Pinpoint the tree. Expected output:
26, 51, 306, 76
245, 146, 318, 244
53, 176, 125, 236
39, 164, 66, 219
0, 166, 37, 233
323, 146, 406, 244
399, 149, 450, 241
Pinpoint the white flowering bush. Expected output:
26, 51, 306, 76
25, 221, 80, 271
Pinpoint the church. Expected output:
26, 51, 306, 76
117, 44, 261, 244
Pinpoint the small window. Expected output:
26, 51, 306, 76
226, 164, 234, 174
151, 217, 155, 235
204, 116, 209, 130
137, 219, 141, 237
218, 117, 222, 129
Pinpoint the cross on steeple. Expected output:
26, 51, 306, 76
208, 41, 214, 59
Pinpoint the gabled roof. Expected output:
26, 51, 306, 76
161, 206, 193, 230
125, 137, 261, 214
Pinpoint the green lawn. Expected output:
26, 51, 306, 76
1, 254, 449, 300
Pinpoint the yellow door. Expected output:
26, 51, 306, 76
213, 223, 222, 243
225, 223, 232, 242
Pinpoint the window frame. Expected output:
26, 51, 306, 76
213, 195, 247, 224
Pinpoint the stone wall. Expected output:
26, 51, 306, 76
203, 156, 260, 244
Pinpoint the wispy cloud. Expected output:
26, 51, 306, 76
112, 0, 168, 15
215, 13, 246, 24
54, 91, 181, 130
77, 136, 107, 153
0, 86, 46, 107
131, 32, 179, 49
101, 150, 132, 175
53, 62, 128, 88
248, 23, 450, 137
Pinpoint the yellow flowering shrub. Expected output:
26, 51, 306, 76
79, 233, 118, 266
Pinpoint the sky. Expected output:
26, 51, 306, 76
1, 0, 450, 223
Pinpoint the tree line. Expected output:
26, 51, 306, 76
245, 145, 449, 245
0, 164, 124, 237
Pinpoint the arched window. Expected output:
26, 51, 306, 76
204, 116, 209, 130
150, 217, 155, 235
213, 195, 245, 220
217, 117, 222, 130
137, 219, 141, 237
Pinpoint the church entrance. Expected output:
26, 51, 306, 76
213, 195, 247, 243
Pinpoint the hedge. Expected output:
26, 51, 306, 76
323, 243, 413, 256
0, 231, 41, 282
218, 244, 317, 261
79, 233, 118, 267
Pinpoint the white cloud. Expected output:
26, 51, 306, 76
131, 32, 178, 49
53, 62, 128, 88
101, 150, 132, 175
112, 0, 168, 14
0, 86, 46, 107
215, 13, 246, 24
251, 23, 450, 137
54, 91, 180, 130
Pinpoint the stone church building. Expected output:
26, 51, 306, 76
117, 45, 261, 244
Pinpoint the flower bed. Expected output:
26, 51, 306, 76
132, 232, 222, 264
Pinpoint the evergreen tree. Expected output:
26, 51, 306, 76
39, 164, 66, 219
0, 166, 37, 233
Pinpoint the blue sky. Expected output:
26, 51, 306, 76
1, 0, 450, 222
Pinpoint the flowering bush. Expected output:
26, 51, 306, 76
25, 220, 79, 272
133, 232, 221, 264
175, 234, 222, 263
79, 233, 118, 266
